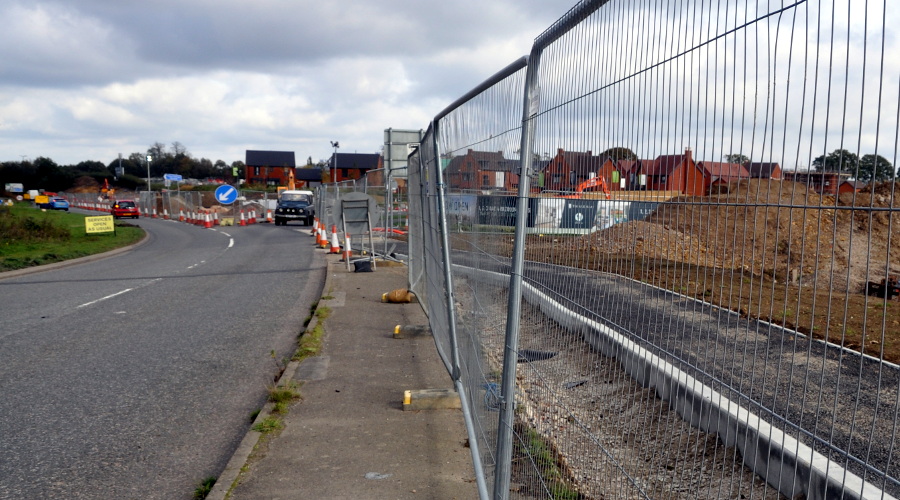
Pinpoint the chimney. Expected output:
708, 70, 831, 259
685, 146, 693, 163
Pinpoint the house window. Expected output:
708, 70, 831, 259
254, 166, 260, 176
482, 174, 490, 186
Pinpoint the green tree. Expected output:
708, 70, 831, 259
723, 153, 750, 164
813, 148, 859, 174
601, 147, 638, 161
857, 154, 895, 182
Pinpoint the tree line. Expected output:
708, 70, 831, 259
724, 150, 895, 183
0, 142, 246, 193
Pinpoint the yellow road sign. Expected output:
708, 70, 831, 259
85, 215, 115, 234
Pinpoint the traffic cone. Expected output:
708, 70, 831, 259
318, 222, 329, 248
179, 209, 185, 222
329, 225, 340, 254
249, 210, 257, 224
266, 209, 273, 223
213, 212, 220, 225
311, 218, 318, 237
239, 210, 246, 226
342, 233, 352, 261
152, 208, 158, 219
163, 208, 169, 220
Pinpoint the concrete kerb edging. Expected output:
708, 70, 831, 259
206, 261, 336, 500
0, 231, 151, 281
451, 263, 894, 500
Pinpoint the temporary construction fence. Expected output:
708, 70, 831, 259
64, 189, 279, 227
314, 168, 410, 261
407, 1, 900, 499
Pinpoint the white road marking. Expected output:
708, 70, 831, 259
77, 288, 134, 308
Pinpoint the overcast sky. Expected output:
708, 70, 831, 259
0, 0, 567, 166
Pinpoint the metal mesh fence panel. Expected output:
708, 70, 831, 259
497, 0, 899, 498
361, 167, 409, 259
410, 0, 900, 498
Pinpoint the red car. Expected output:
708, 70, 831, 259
111, 200, 139, 219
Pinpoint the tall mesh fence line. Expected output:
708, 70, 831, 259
406, 0, 900, 498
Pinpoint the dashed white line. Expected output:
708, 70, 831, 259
77, 288, 134, 308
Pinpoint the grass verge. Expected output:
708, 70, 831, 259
224, 298, 331, 498
293, 305, 330, 362
0, 202, 144, 272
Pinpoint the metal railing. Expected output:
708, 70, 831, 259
407, 0, 900, 498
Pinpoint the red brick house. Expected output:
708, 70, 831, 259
615, 159, 643, 190
642, 148, 705, 196
329, 153, 383, 183
838, 180, 867, 195
245, 150, 295, 187
747, 162, 783, 180
783, 171, 852, 195
544, 149, 607, 191
697, 161, 751, 194
445, 150, 519, 191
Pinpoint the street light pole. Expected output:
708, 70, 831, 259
330, 141, 340, 184
146, 155, 152, 192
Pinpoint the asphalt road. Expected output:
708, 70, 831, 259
0, 217, 326, 499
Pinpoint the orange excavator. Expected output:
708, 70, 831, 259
562, 175, 611, 199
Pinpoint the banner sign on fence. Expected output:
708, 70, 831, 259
451, 195, 658, 232
85, 215, 115, 234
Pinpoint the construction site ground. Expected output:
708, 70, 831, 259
459, 179, 900, 364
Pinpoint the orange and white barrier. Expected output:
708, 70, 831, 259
329, 225, 340, 254
318, 222, 328, 248
342, 234, 352, 261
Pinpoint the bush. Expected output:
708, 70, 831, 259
0, 211, 71, 243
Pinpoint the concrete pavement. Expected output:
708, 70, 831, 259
211, 255, 477, 499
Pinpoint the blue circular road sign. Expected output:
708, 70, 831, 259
215, 185, 238, 205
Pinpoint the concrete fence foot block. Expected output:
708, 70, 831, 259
403, 389, 461, 411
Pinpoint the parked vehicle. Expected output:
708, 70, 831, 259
274, 190, 314, 226
111, 200, 139, 219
